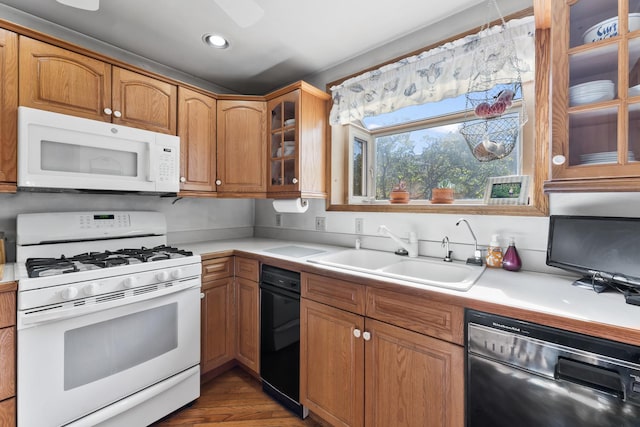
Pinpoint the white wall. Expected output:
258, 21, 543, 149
0, 192, 254, 261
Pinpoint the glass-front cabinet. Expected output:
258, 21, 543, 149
547, 0, 640, 191
266, 82, 330, 199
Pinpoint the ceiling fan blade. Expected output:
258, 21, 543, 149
214, 0, 264, 28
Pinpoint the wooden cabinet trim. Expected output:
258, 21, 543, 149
202, 257, 234, 283
234, 257, 259, 282
0, 397, 15, 427
366, 287, 464, 345
301, 272, 365, 315
0, 291, 15, 329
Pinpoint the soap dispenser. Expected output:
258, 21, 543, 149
502, 237, 522, 272
486, 234, 503, 268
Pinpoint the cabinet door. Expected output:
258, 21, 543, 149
267, 90, 299, 194
178, 87, 217, 193
201, 277, 235, 374
112, 67, 177, 134
364, 318, 464, 427
300, 299, 365, 427
216, 100, 267, 194
0, 29, 17, 189
235, 277, 259, 374
19, 36, 111, 121
0, 327, 14, 401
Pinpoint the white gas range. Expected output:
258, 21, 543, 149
15, 211, 202, 427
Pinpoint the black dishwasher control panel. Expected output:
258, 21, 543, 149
261, 264, 301, 293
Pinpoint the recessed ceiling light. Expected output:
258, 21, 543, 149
202, 33, 230, 49
56, 0, 99, 11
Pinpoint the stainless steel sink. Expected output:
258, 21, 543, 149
308, 249, 485, 291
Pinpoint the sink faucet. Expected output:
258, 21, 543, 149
377, 225, 418, 258
455, 218, 483, 266
442, 236, 453, 262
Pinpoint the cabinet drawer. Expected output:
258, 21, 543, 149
366, 287, 463, 345
0, 291, 15, 329
0, 397, 15, 427
302, 273, 365, 315
235, 257, 259, 282
0, 327, 15, 401
202, 257, 234, 282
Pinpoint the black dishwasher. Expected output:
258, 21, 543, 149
466, 309, 640, 427
260, 264, 308, 418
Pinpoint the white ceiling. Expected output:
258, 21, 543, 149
0, 0, 508, 94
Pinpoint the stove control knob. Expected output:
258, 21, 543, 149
123, 277, 138, 289
61, 287, 79, 300
83, 282, 100, 296
156, 271, 170, 282
171, 269, 183, 280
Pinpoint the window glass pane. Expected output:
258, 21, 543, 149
375, 122, 518, 201
352, 137, 366, 196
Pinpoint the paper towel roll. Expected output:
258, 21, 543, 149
272, 198, 309, 213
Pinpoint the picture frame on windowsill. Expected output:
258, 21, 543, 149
484, 175, 530, 205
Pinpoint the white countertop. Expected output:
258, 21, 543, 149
183, 238, 640, 332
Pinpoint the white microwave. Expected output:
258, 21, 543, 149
18, 106, 180, 194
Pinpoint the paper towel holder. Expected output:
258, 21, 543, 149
272, 198, 309, 213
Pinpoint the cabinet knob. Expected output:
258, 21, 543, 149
362, 331, 371, 341
103, 107, 113, 115
200, 293, 205, 299
552, 155, 566, 165
180, 176, 187, 183
353, 328, 361, 338
292, 178, 298, 184
113, 110, 122, 118
216, 179, 222, 185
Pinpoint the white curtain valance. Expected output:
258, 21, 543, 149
329, 16, 535, 126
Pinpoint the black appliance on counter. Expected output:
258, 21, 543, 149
546, 215, 640, 304
466, 309, 640, 427
259, 264, 308, 418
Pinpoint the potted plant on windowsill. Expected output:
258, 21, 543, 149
431, 180, 455, 204
389, 180, 410, 204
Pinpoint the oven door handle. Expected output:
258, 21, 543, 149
64, 365, 200, 427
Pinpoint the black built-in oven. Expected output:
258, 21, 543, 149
260, 264, 308, 418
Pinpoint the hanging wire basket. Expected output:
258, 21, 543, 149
460, 113, 520, 161
460, 0, 528, 162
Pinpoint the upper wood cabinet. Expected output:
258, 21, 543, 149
546, 0, 640, 192
216, 99, 267, 195
19, 36, 177, 135
178, 87, 217, 194
266, 82, 330, 199
0, 29, 17, 193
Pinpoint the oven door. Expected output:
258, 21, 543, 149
17, 284, 200, 427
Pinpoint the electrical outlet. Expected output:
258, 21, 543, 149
355, 218, 364, 234
315, 216, 326, 231
275, 213, 282, 227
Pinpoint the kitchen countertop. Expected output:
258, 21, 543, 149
183, 238, 640, 335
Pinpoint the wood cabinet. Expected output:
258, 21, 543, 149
200, 257, 235, 374
0, 285, 16, 427
545, 0, 640, 192
266, 82, 330, 199
178, 87, 217, 194
234, 257, 260, 374
301, 273, 463, 427
19, 36, 177, 134
216, 99, 267, 196
0, 29, 17, 193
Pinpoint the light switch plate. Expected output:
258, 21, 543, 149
315, 216, 326, 231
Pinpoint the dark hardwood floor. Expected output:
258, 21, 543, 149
152, 368, 324, 426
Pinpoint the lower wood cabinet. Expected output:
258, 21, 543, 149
201, 276, 235, 374
235, 277, 259, 374
0, 285, 16, 427
301, 273, 464, 427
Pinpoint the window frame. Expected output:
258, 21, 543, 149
325, 7, 549, 217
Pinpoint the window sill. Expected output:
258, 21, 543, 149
326, 202, 547, 216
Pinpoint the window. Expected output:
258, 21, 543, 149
347, 93, 524, 204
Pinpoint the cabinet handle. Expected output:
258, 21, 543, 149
180, 177, 186, 183
200, 292, 205, 299
103, 107, 113, 115
216, 179, 222, 185
362, 331, 371, 341
353, 328, 361, 338
292, 178, 298, 184
552, 155, 566, 165
113, 110, 122, 118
